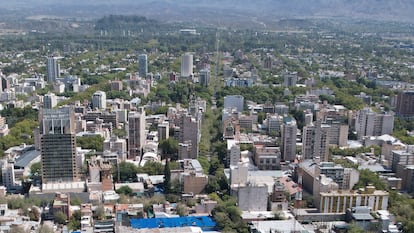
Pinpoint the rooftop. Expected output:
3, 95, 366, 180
130, 216, 216, 230
14, 150, 40, 168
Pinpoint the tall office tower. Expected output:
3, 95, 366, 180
396, 91, 414, 118
92, 91, 107, 110
43, 93, 57, 109
224, 95, 244, 112
138, 54, 148, 78
263, 55, 272, 70
181, 53, 193, 78
46, 56, 59, 83
199, 69, 211, 86
281, 119, 297, 162
282, 71, 298, 87
176, 113, 200, 159
355, 107, 394, 139
39, 107, 78, 183
302, 120, 330, 162
128, 110, 146, 160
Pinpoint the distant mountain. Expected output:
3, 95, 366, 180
1, 0, 413, 23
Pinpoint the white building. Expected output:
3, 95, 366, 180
281, 119, 297, 162
43, 93, 57, 109
355, 107, 394, 139
181, 53, 193, 78
92, 91, 107, 110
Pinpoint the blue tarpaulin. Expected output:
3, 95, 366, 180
130, 216, 216, 230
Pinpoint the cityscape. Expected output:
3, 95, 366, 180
0, 1, 413, 233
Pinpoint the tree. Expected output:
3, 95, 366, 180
176, 204, 188, 217
164, 159, 171, 194
354, 169, 387, 190
94, 205, 106, 221
68, 210, 81, 231
113, 161, 138, 182
54, 211, 67, 224
36, 224, 54, 233
159, 138, 178, 160
76, 135, 104, 151
116, 185, 133, 196
30, 162, 42, 176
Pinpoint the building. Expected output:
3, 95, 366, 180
254, 145, 281, 170
391, 148, 414, 172
183, 172, 208, 194
46, 56, 59, 83
157, 122, 169, 141
138, 54, 148, 78
199, 69, 211, 86
176, 113, 200, 159
103, 136, 127, 161
110, 80, 123, 91
0, 115, 10, 137
224, 95, 244, 112
266, 114, 283, 135
316, 162, 345, 189
128, 110, 146, 160
92, 91, 107, 110
1, 163, 15, 190
281, 119, 297, 162
396, 164, 414, 193
355, 107, 394, 139
43, 93, 57, 109
302, 121, 330, 161
39, 107, 78, 183
318, 186, 389, 213
396, 91, 414, 118
326, 118, 349, 147
181, 53, 193, 78
237, 183, 268, 211
282, 71, 298, 87
228, 144, 241, 166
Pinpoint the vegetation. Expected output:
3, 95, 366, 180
354, 169, 387, 190
113, 161, 165, 182
76, 135, 104, 151
212, 196, 248, 233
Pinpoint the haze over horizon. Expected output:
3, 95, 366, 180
0, 0, 413, 24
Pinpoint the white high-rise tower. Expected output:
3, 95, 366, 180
181, 53, 193, 78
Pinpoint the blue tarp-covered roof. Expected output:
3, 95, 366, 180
130, 216, 216, 230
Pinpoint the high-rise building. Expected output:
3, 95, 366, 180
138, 54, 148, 78
396, 91, 414, 118
176, 113, 200, 159
43, 93, 57, 109
282, 71, 298, 87
181, 53, 193, 78
224, 95, 244, 112
92, 91, 107, 110
128, 110, 146, 160
157, 122, 169, 141
281, 119, 297, 162
46, 56, 59, 83
39, 107, 78, 183
199, 69, 211, 86
355, 107, 394, 139
302, 121, 330, 162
